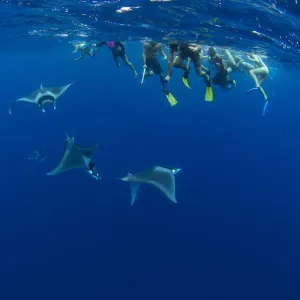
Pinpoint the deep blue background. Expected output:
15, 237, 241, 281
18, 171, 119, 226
0, 42, 299, 299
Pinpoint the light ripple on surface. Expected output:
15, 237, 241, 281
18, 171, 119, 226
0, 0, 299, 64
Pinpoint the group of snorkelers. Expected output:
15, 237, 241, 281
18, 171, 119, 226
72, 40, 270, 114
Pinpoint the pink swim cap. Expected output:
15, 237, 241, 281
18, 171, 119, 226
106, 41, 116, 49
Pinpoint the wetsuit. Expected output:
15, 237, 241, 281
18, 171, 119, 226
146, 57, 163, 76
96, 41, 126, 64
146, 56, 166, 89
169, 43, 201, 67
210, 55, 234, 87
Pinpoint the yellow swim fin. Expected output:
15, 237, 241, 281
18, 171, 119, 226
182, 70, 191, 89
205, 82, 214, 102
165, 92, 178, 106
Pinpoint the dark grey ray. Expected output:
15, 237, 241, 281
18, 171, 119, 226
9, 82, 74, 114
47, 135, 100, 180
120, 166, 180, 205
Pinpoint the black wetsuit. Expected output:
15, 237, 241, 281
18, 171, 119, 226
210, 55, 234, 88
96, 41, 126, 65
146, 57, 163, 75
169, 43, 201, 67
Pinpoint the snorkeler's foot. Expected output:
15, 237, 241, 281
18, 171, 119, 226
183, 68, 190, 79
182, 69, 191, 89
232, 80, 236, 88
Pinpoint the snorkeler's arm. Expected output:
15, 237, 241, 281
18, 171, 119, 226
201, 64, 209, 72
159, 46, 167, 60
95, 41, 106, 47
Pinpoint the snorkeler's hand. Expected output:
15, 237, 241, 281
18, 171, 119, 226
143, 64, 147, 69
165, 75, 170, 82
163, 55, 167, 60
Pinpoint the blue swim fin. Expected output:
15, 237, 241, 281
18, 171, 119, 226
262, 100, 269, 116
246, 87, 259, 95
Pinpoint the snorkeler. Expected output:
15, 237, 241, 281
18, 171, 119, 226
220, 49, 238, 73
245, 53, 269, 115
225, 50, 255, 74
94, 41, 137, 77
207, 47, 236, 90
72, 42, 98, 60
246, 53, 269, 99
165, 42, 213, 101
142, 41, 177, 106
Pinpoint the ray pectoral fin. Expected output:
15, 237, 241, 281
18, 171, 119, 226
139, 166, 177, 203
130, 183, 140, 206
50, 82, 74, 99
9, 98, 35, 114
119, 173, 132, 181
47, 168, 60, 176
47, 147, 87, 177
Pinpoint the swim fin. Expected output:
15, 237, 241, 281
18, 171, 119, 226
165, 91, 177, 106
246, 87, 259, 95
262, 99, 269, 116
182, 70, 191, 89
205, 82, 214, 102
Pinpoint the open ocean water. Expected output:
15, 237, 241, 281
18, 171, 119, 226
0, 0, 300, 299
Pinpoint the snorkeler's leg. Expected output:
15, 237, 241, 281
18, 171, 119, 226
249, 68, 260, 87
195, 65, 209, 83
159, 72, 168, 92
224, 50, 236, 68
112, 53, 120, 67
250, 67, 269, 86
74, 50, 85, 61
258, 86, 268, 100
173, 55, 189, 72
257, 67, 269, 85
122, 55, 137, 77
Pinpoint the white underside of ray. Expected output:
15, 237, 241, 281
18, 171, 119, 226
126, 166, 177, 203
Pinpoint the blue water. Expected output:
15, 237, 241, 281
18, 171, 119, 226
1, 1, 300, 299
